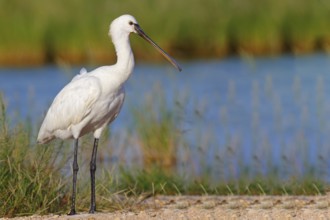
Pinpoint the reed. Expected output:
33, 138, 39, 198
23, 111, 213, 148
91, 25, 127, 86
131, 85, 182, 172
117, 167, 325, 196
1, 0, 330, 65
0, 93, 69, 217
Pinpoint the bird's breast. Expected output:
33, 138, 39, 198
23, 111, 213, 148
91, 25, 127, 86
80, 86, 125, 135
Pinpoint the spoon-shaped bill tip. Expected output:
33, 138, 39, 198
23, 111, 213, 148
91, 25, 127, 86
134, 24, 182, 72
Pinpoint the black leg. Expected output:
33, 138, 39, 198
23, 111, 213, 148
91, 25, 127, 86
68, 139, 79, 215
89, 138, 99, 213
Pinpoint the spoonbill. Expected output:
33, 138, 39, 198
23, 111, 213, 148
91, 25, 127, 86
37, 14, 181, 215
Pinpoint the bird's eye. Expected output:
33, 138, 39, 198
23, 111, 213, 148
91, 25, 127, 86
129, 21, 133, 25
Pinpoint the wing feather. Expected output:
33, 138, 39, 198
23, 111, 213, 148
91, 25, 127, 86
40, 76, 101, 135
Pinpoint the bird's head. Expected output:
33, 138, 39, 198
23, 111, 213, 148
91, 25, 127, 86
109, 14, 138, 37
109, 14, 182, 72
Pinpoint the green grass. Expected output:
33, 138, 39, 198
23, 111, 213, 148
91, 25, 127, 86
0, 90, 328, 218
0, 93, 69, 217
0, 0, 330, 65
118, 168, 326, 196
131, 85, 181, 172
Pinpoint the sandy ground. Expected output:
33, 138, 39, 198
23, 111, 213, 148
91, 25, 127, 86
2, 195, 330, 220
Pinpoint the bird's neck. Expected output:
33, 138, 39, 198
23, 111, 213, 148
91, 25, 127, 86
113, 35, 135, 83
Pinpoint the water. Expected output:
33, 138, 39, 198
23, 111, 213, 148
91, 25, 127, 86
1, 53, 330, 181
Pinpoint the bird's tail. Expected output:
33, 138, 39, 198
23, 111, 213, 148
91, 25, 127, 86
37, 130, 54, 144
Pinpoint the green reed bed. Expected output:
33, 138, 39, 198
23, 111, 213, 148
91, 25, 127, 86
117, 168, 325, 196
1, 0, 330, 65
0, 94, 68, 216
119, 85, 327, 196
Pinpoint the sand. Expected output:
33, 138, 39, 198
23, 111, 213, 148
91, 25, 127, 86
2, 195, 329, 220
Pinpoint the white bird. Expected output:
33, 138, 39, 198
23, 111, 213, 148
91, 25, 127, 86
37, 14, 181, 215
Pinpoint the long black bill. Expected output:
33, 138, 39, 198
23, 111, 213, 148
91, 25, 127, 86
134, 24, 182, 72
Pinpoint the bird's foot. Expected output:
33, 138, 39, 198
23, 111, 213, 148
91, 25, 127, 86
68, 209, 76, 215
89, 206, 96, 214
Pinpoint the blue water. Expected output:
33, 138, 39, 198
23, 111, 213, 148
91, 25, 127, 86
1, 53, 330, 181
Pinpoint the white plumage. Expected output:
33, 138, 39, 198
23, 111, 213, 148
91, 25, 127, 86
37, 66, 125, 143
37, 14, 181, 215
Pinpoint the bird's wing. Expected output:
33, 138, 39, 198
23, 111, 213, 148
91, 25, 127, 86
41, 76, 101, 133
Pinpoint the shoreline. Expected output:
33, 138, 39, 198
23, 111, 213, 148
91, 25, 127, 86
1, 43, 330, 67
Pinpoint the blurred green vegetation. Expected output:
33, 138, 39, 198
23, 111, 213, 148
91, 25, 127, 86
0, 0, 330, 65
132, 87, 180, 173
